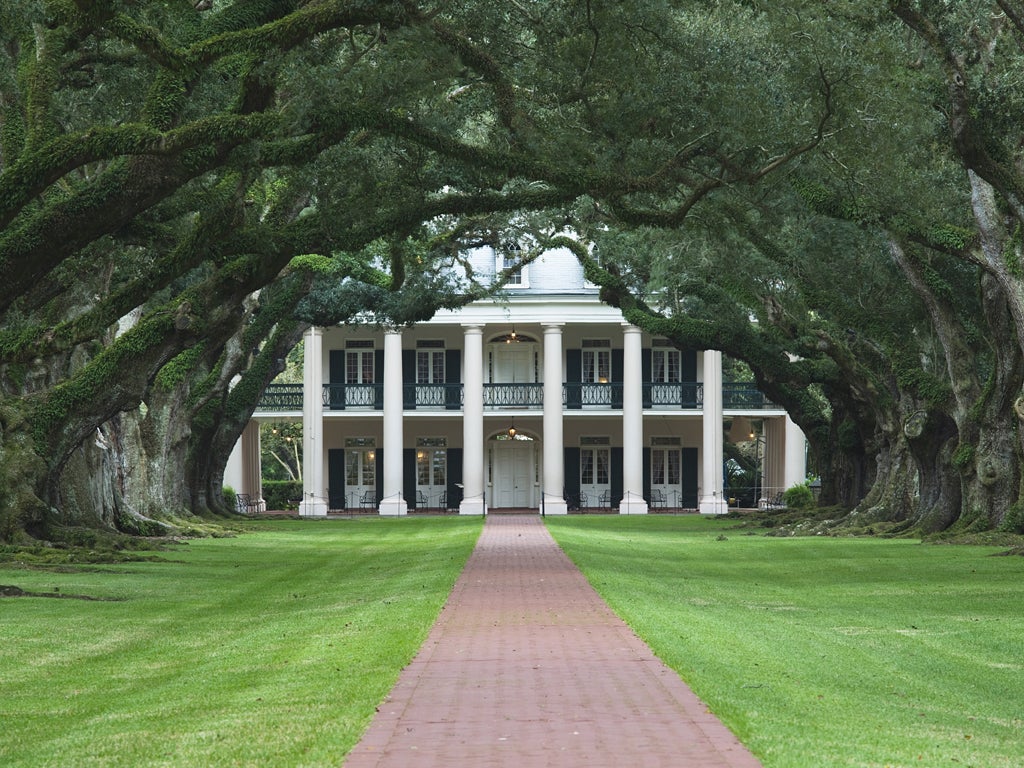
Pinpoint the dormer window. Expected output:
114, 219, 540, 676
498, 244, 527, 288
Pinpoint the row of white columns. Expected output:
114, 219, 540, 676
295, 325, 801, 517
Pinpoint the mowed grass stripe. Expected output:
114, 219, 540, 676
0, 518, 481, 768
545, 515, 1024, 768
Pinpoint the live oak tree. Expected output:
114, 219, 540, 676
0, 0, 838, 541
886, 1, 1024, 531
8, 0, 1017, 543
562, 1, 1024, 535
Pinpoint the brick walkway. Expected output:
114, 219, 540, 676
343, 514, 762, 767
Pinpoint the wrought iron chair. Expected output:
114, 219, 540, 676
235, 494, 264, 515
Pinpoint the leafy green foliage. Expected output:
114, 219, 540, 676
261, 422, 301, 482
1, 0, 1023, 538
782, 482, 815, 510
262, 479, 301, 510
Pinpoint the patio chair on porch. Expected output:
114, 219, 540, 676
359, 490, 377, 511
235, 494, 264, 515
564, 491, 586, 511
439, 489, 462, 512
649, 488, 667, 509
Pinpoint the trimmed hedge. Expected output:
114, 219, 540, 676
263, 480, 302, 511
783, 483, 815, 510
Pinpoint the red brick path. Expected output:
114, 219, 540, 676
343, 514, 762, 767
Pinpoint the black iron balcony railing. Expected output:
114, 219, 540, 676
722, 383, 774, 409
647, 382, 703, 408
324, 383, 382, 410
564, 382, 620, 408
256, 384, 303, 410
403, 383, 463, 409
483, 382, 544, 408
257, 381, 774, 411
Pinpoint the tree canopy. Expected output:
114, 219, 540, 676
564, 1, 1024, 534
2, 0, 1024, 541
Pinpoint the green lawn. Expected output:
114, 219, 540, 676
545, 514, 1024, 768
4, 514, 1021, 768
0, 518, 481, 768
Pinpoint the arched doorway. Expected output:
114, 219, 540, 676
489, 432, 538, 508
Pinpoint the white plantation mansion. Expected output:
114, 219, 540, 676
225, 246, 806, 515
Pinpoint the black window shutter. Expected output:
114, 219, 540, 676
682, 349, 697, 381
611, 447, 624, 507
643, 447, 651, 501
402, 349, 416, 410
375, 451, 384, 506
329, 350, 345, 410
328, 449, 345, 509
566, 349, 582, 409
612, 348, 625, 409
447, 448, 463, 509
683, 349, 698, 407
564, 447, 581, 509
404, 449, 417, 508
374, 348, 385, 409
641, 348, 652, 408
445, 349, 461, 410
681, 447, 699, 508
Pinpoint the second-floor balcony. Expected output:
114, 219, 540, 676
257, 381, 774, 412
255, 383, 303, 411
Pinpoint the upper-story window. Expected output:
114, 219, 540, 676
346, 339, 374, 384
652, 340, 681, 383
416, 339, 445, 384
497, 244, 527, 288
582, 338, 611, 383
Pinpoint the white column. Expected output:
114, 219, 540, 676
784, 414, 807, 490
224, 438, 244, 497
542, 323, 568, 515
699, 349, 728, 515
620, 324, 648, 514
241, 420, 264, 512
379, 330, 408, 516
762, 418, 783, 506
299, 327, 328, 516
460, 324, 486, 515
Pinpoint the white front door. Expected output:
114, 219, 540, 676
491, 439, 535, 508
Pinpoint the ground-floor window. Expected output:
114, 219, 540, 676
580, 436, 611, 505
415, 437, 447, 506
345, 437, 376, 506
651, 448, 681, 485
651, 436, 681, 506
